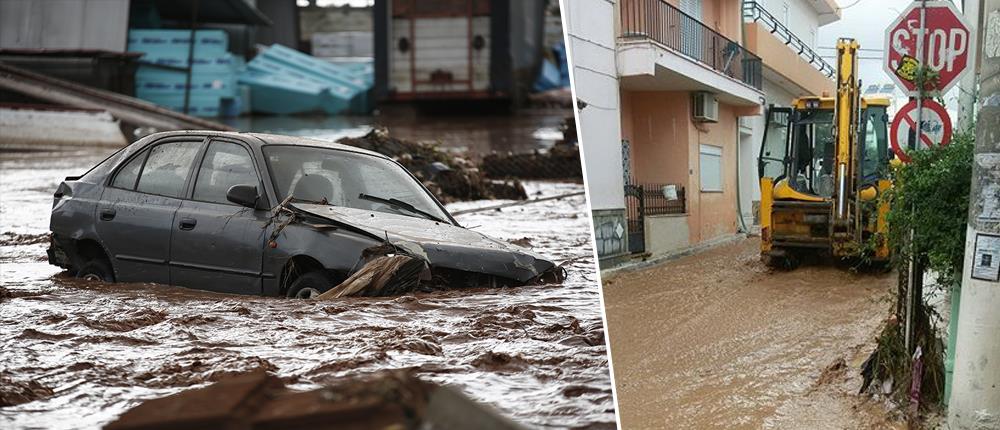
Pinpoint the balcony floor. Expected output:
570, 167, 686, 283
617, 40, 764, 108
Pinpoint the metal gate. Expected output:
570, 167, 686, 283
624, 181, 645, 254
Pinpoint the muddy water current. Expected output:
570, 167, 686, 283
225, 106, 569, 157
603, 240, 901, 429
0, 147, 613, 429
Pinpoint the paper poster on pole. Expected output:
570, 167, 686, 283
972, 233, 1000, 282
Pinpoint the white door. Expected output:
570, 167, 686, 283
679, 0, 703, 60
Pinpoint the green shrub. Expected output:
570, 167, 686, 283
884, 133, 975, 289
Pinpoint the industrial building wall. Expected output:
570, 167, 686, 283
253, 0, 300, 50
0, 0, 130, 51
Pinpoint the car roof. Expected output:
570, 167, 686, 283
137, 130, 390, 160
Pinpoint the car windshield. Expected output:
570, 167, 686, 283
263, 145, 450, 223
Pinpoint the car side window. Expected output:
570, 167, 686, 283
193, 142, 259, 205
135, 141, 202, 198
111, 150, 147, 190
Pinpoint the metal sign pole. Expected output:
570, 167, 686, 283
905, 0, 928, 355
916, 0, 927, 148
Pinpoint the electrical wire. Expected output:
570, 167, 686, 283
838, 0, 864, 9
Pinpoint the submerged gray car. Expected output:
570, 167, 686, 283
48, 131, 562, 298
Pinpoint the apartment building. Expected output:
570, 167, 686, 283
566, 0, 627, 258
739, 0, 840, 226
567, 0, 839, 266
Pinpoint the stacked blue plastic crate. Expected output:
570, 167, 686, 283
128, 29, 241, 117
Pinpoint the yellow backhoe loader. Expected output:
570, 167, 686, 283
758, 38, 892, 267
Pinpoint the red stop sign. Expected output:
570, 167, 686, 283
884, 1, 972, 95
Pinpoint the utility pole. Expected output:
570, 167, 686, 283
947, 0, 984, 411
958, 0, 982, 132
948, 1, 1000, 427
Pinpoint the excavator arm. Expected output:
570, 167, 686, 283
833, 38, 860, 226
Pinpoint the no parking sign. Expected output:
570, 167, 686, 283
889, 99, 952, 162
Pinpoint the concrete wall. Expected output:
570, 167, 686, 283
0, 108, 127, 148
593, 209, 628, 258
743, 22, 835, 97
757, 0, 822, 49
568, 0, 622, 210
621, 90, 690, 187
567, 0, 627, 258
621, 88, 741, 251
660, 0, 742, 42
645, 214, 690, 254
687, 103, 740, 243
0, 0, 130, 51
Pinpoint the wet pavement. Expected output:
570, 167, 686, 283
0, 141, 613, 428
602, 239, 905, 429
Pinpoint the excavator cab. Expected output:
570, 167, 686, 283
758, 97, 892, 266
759, 100, 891, 195
760, 106, 840, 198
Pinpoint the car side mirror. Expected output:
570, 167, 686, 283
227, 184, 259, 208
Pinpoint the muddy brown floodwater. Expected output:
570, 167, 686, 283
225, 106, 568, 157
0, 146, 614, 429
602, 239, 907, 429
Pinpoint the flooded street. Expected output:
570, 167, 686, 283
225, 106, 569, 157
0, 125, 613, 428
602, 239, 904, 429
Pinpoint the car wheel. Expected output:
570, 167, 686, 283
286, 270, 334, 299
77, 259, 115, 282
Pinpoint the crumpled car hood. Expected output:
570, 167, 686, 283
292, 204, 557, 283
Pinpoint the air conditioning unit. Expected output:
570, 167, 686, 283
692, 92, 719, 123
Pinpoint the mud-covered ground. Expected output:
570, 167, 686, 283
0, 147, 613, 429
603, 239, 906, 429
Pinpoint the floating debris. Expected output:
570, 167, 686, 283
105, 370, 525, 430
482, 143, 581, 180
482, 116, 581, 180
337, 128, 527, 203
316, 254, 426, 298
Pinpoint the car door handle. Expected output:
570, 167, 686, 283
179, 218, 197, 230
99, 208, 116, 221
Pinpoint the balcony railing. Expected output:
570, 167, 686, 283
619, 0, 763, 90
742, 0, 835, 78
